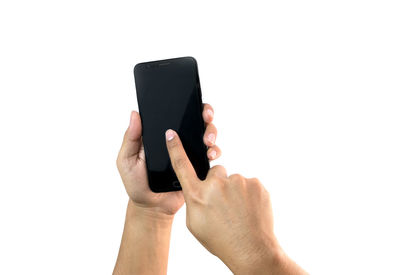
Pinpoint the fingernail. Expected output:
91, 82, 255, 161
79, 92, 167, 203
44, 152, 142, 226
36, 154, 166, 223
166, 129, 175, 141
210, 150, 217, 159
208, 133, 215, 145
207, 109, 214, 119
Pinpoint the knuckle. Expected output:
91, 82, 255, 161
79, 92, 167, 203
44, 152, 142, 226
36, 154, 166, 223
210, 165, 225, 176
247, 178, 270, 198
248, 177, 262, 187
214, 164, 225, 172
247, 177, 263, 190
229, 173, 244, 183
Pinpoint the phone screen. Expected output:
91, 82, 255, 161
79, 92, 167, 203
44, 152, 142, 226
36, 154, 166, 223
134, 57, 209, 192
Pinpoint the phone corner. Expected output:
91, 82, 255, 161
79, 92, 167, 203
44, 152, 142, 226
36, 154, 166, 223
183, 56, 198, 65
133, 62, 144, 75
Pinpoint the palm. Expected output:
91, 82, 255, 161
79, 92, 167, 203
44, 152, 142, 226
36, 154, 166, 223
123, 143, 184, 215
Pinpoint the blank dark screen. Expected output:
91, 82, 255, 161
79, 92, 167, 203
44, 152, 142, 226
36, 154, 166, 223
134, 57, 209, 192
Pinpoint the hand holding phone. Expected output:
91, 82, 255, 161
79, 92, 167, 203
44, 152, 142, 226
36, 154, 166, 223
116, 104, 221, 214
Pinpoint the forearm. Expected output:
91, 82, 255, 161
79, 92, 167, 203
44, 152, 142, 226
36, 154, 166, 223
225, 242, 308, 275
243, 250, 308, 275
113, 199, 174, 275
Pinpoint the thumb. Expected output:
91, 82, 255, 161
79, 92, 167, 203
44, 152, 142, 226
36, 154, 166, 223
119, 111, 142, 159
165, 129, 199, 192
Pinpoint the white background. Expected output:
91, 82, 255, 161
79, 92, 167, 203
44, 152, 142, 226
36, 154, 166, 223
1, 1, 399, 274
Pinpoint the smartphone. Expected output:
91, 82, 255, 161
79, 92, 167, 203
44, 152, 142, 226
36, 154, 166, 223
134, 57, 210, 192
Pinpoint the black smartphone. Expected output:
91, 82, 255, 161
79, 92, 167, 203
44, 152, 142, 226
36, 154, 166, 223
134, 57, 210, 192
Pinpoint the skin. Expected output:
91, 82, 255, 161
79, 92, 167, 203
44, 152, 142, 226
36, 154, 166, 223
114, 103, 307, 275
164, 130, 308, 275
113, 104, 221, 275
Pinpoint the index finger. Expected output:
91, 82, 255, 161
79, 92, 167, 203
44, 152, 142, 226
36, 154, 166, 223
165, 129, 199, 192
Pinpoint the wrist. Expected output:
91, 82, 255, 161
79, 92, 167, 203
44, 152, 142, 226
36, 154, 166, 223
225, 236, 284, 275
114, 199, 174, 275
127, 199, 174, 229
230, 242, 306, 275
